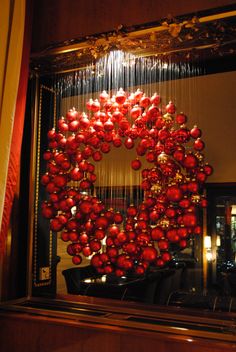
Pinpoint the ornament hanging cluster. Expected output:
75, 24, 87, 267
41, 88, 213, 276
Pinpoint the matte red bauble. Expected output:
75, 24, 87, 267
113, 212, 123, 224
166, 185, 183, 202
141, 247, 157, 262
95, 216, 109, 229
183, 154, 198, 169
162, 252, 172, 262
50, 218, 64, 232
119, 117, 130, 130
42, 206, 55, 219
124, 242, 138, 254
182, 213, 197, 227
72, 255, 82, 265
176, 113, 187, 124
92, 151, 102, 161
135, 265, 145, 275
204, 164, 213, 176
79, 179, 91, 189
91, 254, 103, 268
131, 158, 141, 170
150, 226, 164, 240
177, 227, 188, 238
158, 240, 169, 250
79, 200, 92, 214
90, 239, 101, 252
117, 231, 128, 244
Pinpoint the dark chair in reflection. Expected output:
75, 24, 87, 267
167, 291, 218, 310
63, 262, 188, 304
123, 270, 165, 304
219, 268, 236, 296
123, 263, 186, 305
62, 265, 97, 295
154, 262, 186, 305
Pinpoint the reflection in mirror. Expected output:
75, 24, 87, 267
35, 48, 236, 312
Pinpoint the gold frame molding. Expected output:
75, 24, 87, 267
30, 8, 236, 75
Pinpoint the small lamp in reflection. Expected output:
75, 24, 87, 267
216, 235, 221, 247
204, 235, 213, 262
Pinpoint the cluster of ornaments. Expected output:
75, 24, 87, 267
41, 88, 213, 276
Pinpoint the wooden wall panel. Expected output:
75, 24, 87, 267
0, 312, 235, 352
31, 0, 236, 52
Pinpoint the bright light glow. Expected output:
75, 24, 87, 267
170, 327, 188, 331
71, 206, 77, 216
204, 236, 212, 249
187, 339, 193, 342
216, 235, 221, 247
84, 278, 92, 283
206, 251, 213, 261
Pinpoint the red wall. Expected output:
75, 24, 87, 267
31, 0, 236, 52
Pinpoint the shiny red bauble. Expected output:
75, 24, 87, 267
165, 101, 176, 114
99, 90, 109, 103
130, 105, 142, 119
150, 93, 161, 106
66, 108, 78, 122
113, 135, 122, 147
140, 95, 151, 108
194, 138, 205, 151
127, 205, 138, 217
104, 119, 114, 131
115, 88, 126, 104
190, 125, 202, 139
124, 137, 134, 149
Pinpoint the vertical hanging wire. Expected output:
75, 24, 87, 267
51, 50, 203, 229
